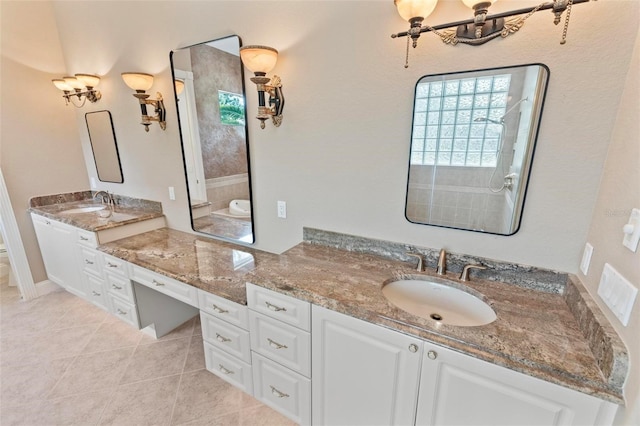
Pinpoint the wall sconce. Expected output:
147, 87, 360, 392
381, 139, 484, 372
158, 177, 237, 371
392, 0, 589, 67
52, 74, 101, 107
239, 45, 284, 129
121, 72, 166, 132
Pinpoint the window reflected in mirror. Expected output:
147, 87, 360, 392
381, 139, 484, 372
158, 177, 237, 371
171, 35, 254, 244
405, 64, 549, 235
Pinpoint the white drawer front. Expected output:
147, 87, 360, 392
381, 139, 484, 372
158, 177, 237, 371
249, 311, 311, 377
80, 247, 102, 277
252, 352, 311, 425
108, 294, 139, 329
203, 341, 253, 395
201, 312, 251, 363
102, 254, 129, 278
77, 229, 98, 248
198, 289, 249, 330
106, 273, 135, 304
246, 283, 310, 331
85, 273, 108, 311
130, 265, 198, 307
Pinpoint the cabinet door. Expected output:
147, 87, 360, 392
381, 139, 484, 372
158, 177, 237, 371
312, 305, 423, 426
416, 342, 617, 426
32, 215, 85, 297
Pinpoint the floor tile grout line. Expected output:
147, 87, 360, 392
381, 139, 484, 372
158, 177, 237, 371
169, 332, 196, 425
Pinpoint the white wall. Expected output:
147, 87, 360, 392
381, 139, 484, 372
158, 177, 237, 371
0, 1, 90, 282
579, 24, 640, 426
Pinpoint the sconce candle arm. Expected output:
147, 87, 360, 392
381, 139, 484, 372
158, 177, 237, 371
391, 0, 589, 39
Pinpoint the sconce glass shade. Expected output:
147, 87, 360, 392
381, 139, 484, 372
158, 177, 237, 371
75, 73, 100, 88
174, 80, 185, 96
395, 0, 438, 21
121, 72, 154, 91
63, 76, 84, 90
52, 79, 73, 91
239, 46, 278, 74
461, 0, 497, 9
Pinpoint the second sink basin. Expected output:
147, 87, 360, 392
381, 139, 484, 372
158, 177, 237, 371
382, 277, 496, 327
60, 206, 106, 214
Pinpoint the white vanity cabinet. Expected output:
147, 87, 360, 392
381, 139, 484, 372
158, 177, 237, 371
416, 341, 617, 426
311, 305, 424, 426
31, 214, 86, 298
76, 228, 106, 309
247, 283, 312, 425
199, 289, 254, 394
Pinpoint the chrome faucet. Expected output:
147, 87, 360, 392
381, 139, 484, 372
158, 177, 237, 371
93, 190, 114, 206
405, 253, 424, 272
460, 264, 488, 281
436, 249, 447, 276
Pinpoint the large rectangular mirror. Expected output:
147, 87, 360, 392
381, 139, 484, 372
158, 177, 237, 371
405, 64, 549, 235
85, 110, 123, 183
170, 35, 254, 244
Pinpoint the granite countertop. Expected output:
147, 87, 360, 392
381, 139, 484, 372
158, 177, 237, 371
98, 227, 626, 404
29, 191, 164, 232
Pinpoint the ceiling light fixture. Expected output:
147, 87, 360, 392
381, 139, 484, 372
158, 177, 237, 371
392, 0, 589, 67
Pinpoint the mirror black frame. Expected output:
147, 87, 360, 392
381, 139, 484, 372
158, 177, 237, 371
170, 35, 255, 244
404, 63, 550, 236
85, 110, 124, 184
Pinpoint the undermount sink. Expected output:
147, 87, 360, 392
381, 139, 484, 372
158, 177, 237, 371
60, 206, 106, 214
382, 277, 496, 327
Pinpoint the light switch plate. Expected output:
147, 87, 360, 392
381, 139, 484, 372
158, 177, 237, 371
597, 263, 638, 326
622, 208, 640, 252
580, 243, 593, 275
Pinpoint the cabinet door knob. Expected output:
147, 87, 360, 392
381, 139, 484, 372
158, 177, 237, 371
409, 344, 419, 353
427, 350, 438, 360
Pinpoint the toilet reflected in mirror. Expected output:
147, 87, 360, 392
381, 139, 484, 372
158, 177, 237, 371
171, 35, 254, 244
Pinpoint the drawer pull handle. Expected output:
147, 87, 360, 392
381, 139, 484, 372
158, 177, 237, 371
152, 280, 165, 287
112, 284, 123, 290
270, 386, 289, 399
107, 262, 118, 268
216, 333, 231, 343
117, 309, 127, 315
84, 259, 94, 265
92, 291, 101, 296
219, 364, 234, 375
265, 301, 286, 312
46, 220, 51, 225
267, 338, 288, 350
80, 236, 89, 241
212, 304, 229, 314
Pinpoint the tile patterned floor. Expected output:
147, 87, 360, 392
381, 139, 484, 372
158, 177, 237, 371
0, 264, 296, 425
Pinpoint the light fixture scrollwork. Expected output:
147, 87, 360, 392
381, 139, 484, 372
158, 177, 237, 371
121, 72, 167, 132
52, 74, 102, 108
239, 45, 285, 130
392, 0, 589, 68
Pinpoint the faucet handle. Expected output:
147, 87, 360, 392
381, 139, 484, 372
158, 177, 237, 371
459, 264, 487, 282
405, 253, 424, 272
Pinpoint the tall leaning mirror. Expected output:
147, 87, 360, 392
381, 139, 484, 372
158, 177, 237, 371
405, 64, 549, 235
170, 35, 254, 244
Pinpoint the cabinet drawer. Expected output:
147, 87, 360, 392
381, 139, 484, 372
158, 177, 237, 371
252, 352, 311, 425
77, 229, 98, 248
201, 312, 251, 363
249, 311, 311, 377
102, 254, 129, 278
198, 289, 249, 330
203, 341, 253, 395
85, 273, 108, 311
246, 283, 310, 331
79, 247, 102, 277
106, 273, 135, 304
130, 265, 198, 307
108, 294, 140, 329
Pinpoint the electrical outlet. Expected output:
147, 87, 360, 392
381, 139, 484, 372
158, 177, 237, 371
277, 201, 287, 218
580, 243, 593, 275
598, 263, 637, 326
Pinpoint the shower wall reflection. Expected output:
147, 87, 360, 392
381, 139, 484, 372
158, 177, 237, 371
171, 35, 254, 244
